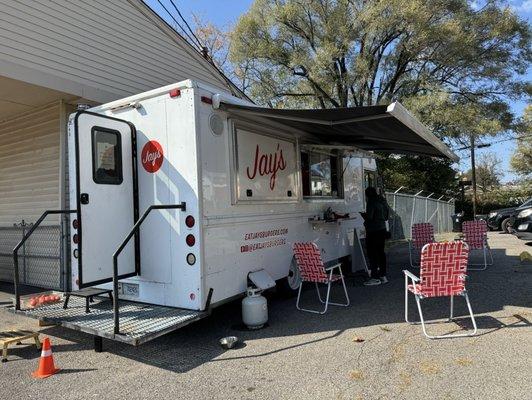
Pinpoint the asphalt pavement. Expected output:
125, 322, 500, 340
0, 232, 531, 400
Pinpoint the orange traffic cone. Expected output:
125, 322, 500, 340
32, 337, 60, 378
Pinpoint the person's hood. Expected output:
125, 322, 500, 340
369, 195, 387, 205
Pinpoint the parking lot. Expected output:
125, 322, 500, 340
1, 232, 531, 400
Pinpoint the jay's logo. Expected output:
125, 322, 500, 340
141, 140, 164, 173
246, 143, 287, 190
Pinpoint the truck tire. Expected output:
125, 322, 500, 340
276, 257, 301, 298
501, 217, 512, 233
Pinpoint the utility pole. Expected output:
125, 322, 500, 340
470, 134, 477, 218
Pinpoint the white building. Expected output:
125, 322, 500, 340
0, 0, 244, 288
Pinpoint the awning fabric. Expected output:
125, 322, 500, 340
216, 101, 458, 161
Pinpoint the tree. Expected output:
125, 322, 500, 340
377, 154, 457, 194
229, 0, 530, 190
193, 14, 255, 93
230, 0, 529, 112
465, 151, 502, 193
510, 105, 532, 181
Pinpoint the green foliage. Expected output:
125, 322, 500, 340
229, 0, 530, 192
456, 184, 532, 216
510, 105, 532, 180
377, 154, 457, 194
464, 152, 503, 193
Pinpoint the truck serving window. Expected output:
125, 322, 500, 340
364, 170, 377, 189
301, 150, 340, 198
92, 127, 123, 185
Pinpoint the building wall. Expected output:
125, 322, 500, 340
0, 103, 61, 226
0, 0, 236, 103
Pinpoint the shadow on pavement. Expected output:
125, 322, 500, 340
3, 236, 532, 374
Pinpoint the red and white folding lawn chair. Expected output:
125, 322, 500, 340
403, 241, 477, 339
292, 242, 350, 314
462, 220, 493, 270
408, 223, 435, 267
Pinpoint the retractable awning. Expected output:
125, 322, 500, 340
215, 100, 458, 161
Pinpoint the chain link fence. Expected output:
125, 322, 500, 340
386, 189, 455, 240
0, 220, 65, 290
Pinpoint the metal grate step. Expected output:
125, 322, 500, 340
11, 296, 207, 346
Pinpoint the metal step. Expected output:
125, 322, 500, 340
10, 296, 207, 346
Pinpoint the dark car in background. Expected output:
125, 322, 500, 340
487, 198, 532, 233
512, 204, 532, 241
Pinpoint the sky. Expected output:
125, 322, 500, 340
147, 0, 531, 182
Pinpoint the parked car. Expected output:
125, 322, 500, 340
512, 204, 532, 241
487, 198, 532, 233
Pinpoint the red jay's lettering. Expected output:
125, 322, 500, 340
246, 143, 287, 190
143, 150, 161, 166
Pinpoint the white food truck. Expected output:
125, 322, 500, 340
13, 79, 456, 347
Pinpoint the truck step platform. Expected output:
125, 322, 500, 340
10, 296, 207, 346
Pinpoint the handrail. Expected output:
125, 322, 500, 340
112, 203, 187, 334
13, 209, 77, 310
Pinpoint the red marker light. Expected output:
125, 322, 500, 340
185, 215, 195, 228
73, 234, 79, 244
169, 89, 181, 98
72, 219, 79, 229
186, 234, 195, 247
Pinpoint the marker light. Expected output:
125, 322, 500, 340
186, 234, 196, 247
73, 234, 79, 244
185, 215, 195, 228
186, 253, 196, 265
169, 89, 181, 98
72, 219, 79, 229
73, 249, 79, 259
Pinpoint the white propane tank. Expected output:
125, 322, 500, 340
242, 287, 268, 329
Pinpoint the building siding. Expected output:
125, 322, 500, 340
0, 103, 61, 226
0, 0, 235, 103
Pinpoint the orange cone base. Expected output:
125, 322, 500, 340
32, 367, 60, 379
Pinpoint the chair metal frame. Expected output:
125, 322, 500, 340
408, 223, 435, 268
293, 243, 350, 314
403, 242, 478, 339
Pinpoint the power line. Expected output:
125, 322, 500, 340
452, 134, 532, 151
156, 0, 201, 51
168, 0, 204, 50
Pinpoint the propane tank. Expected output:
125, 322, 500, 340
242, 287, 268, 329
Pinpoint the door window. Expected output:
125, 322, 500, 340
92, 127, 123, 185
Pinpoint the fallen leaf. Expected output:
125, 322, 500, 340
352, 336, 365, 343
349, 370, 364, 380
389, 345, 405, 363
456, 357, 473, 366
399, 372, 412, 389
380, 326, 392, 332
419, 361, 442, 374
519, 251, 532, 263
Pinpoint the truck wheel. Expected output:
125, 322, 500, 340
501, 218, 512, 233
276, 258, 301, 297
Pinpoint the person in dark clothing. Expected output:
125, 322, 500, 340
361, 187, 389, 286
